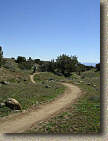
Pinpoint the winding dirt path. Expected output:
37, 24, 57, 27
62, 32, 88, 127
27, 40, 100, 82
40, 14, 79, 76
0, 73, 81, 133
30, 72, 40, 84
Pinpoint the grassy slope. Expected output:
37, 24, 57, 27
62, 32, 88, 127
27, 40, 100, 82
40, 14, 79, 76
28, 69, 100, 133
0, 68, 65, 117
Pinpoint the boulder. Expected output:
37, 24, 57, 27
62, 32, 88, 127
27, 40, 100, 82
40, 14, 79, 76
5, 98, 22, 110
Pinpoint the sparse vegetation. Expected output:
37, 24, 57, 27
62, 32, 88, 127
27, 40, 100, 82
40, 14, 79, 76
0, 47, 100, 133
0, 69, 65, 117
27, 69, 100, 133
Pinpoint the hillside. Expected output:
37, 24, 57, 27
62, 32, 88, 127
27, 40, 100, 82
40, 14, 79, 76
0, 66, 65, 117
27, 69, 100, 133
0, 54, 100, 133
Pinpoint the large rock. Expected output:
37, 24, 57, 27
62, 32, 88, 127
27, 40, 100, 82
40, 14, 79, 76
5, 98, 22, 110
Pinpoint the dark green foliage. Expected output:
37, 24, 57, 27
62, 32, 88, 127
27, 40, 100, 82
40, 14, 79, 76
76, 63, 86, 75
18, 62, 32, 70
16, 56, 33, 70
39, 61, 53, 72
16, 56, 26, 63
0, 46, 3, 67
85, 65, 95, 71
34, 59, 41, 64
96, 63, 100, 71
3, 61, 16, 72
56, 54, 78, 76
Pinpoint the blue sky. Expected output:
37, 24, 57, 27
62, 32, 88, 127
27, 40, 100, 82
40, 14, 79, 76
0, 0, 100, 63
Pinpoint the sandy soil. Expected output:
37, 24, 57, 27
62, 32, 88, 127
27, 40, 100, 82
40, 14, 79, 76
0, 73, 81, 133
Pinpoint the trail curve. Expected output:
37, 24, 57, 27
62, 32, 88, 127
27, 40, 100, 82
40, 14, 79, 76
0, 73, 81, 133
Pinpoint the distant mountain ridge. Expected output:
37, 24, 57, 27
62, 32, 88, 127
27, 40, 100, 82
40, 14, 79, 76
82, 62, 98, 67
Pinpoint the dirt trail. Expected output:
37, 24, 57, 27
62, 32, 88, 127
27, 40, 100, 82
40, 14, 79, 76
30, 72, 40, 84
0, 73, 81, 133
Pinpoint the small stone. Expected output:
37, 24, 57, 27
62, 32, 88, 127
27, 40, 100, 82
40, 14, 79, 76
0, 103, 5, 108
45, 85, 51, 88
48, 78, 54, 81
0, 81, 10, 85
79, 81, 83, 83
87, 83, 91, 85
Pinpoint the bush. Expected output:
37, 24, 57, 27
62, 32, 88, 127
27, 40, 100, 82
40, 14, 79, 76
3, 60, 17, 72
18, 62, 32, 70
56, 54, 78, 76
96, 63, 100, 71
16, 56, 26, 63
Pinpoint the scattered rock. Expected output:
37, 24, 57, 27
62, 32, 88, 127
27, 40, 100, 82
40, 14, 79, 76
24, 78, 27, 81
0, 103, 5, 108
87, 83, 91, 85
79, 81, 83, 83
0, 81, 10, 85
48, 78, 54, 81
48, 78, 55, 82
45, 85, 51, 88
14, 110, 20, 112
5, 98, 22, 110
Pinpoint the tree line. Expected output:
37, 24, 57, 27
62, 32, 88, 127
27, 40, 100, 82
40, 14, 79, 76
0, 46, 100, 76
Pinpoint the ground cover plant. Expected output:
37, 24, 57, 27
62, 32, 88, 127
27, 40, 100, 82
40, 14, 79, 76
27, 69, 100, 133
0, 69, 65, 117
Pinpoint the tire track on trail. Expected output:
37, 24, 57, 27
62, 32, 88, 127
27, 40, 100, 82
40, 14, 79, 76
0, 73, 81, 133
